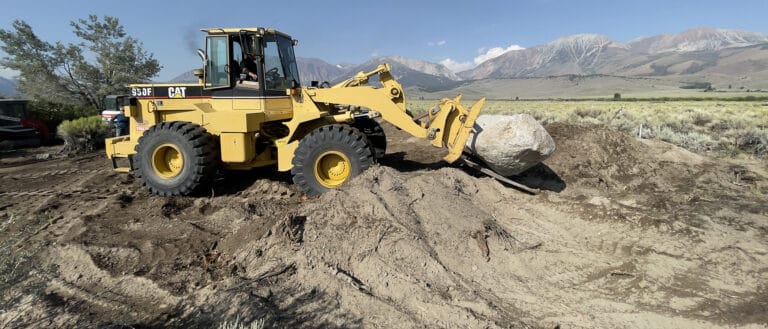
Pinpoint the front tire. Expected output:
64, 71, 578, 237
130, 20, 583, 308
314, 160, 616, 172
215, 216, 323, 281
291, 125, 373, 196
134, 122, 219, 196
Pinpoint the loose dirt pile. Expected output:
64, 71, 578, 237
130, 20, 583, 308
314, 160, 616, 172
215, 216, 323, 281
0, 122, 766, 328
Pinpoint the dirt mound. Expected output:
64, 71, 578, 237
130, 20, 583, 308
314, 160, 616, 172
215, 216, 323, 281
522, 123, 767, 227
1, 122, 767, 328
290, 165, 537, 327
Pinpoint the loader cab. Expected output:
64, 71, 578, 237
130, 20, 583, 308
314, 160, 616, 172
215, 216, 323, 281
101, 95, 127, 123
201, 28, 301, 95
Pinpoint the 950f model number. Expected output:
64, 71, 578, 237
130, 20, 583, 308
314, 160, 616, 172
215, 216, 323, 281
130, 87, 152, 97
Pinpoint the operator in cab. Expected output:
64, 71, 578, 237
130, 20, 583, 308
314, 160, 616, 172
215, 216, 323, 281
239, 53, 259, 88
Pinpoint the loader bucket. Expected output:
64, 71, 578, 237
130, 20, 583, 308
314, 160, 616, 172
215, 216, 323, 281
426, 96, 485, 163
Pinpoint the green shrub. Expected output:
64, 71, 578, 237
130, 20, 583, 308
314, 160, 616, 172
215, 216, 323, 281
574, 107, 603, 119
57, 115, 110, 153
27, 100, 95, 134
689, 110, 713, 127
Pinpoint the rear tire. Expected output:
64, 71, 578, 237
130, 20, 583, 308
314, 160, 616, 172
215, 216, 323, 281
291, 124, 373, 196
134, 122, 219, 196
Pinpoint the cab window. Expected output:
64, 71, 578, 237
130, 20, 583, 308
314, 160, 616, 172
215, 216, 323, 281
276, 36, 300, 86
263, 35, 300, 90
205, 36, 230, 89
263, 37, 287, 90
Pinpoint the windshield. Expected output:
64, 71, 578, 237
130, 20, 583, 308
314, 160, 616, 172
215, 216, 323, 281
277, 36, 300, 86
262, 34, 300, 90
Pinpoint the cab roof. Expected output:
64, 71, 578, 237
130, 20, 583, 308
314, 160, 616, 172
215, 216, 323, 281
200, 27, 293, 39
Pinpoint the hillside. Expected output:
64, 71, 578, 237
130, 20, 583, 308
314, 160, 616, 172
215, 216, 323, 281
296, 57, 344, 84
460, 34, 628, 79
629, 27, 768, 54
332, 56, 462, 91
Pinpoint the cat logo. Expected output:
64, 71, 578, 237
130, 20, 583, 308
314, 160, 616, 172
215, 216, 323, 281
168, 86, 187, 99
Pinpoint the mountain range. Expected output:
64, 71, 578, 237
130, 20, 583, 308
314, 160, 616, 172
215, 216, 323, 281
300, 28, 766, 81
460, 27, 768, 80
282, 28, 768, 98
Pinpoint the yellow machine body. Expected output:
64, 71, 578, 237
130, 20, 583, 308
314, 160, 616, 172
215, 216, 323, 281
105, 27, 484, 195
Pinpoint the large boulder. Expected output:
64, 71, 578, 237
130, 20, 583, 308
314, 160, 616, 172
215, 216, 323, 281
465, 114, 556, 176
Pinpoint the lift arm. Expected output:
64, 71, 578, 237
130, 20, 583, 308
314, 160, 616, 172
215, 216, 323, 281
305, 64, 485, 163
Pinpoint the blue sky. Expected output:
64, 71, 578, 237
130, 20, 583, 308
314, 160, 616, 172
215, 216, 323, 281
1, 0, 767, 81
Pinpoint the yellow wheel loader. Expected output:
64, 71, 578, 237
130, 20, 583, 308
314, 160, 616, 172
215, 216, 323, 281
105, 27, 485, 196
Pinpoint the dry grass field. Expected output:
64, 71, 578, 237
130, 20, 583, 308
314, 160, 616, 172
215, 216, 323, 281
411, 99, 768, 159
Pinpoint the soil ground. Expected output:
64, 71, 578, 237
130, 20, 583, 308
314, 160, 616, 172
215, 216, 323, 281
0, 122, 767, 328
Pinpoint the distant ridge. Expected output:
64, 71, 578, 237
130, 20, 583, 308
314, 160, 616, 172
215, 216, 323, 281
460, 28, 768, 80
160, 27, 768, 93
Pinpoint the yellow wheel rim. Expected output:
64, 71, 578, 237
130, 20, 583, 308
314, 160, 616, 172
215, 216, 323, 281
151, 143, 184, 179
314, 151, 351, 188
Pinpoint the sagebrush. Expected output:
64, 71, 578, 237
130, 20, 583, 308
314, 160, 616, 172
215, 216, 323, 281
57, 115, 110, 153
410, 100, 768, 159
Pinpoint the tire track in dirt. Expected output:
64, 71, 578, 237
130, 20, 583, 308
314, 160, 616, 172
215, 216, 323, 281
0, 168, 109, 180
44, 245, 182, 326
0, 188, 117, 198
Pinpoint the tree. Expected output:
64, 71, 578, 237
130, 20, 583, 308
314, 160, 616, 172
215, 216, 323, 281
0, 15, 160, 111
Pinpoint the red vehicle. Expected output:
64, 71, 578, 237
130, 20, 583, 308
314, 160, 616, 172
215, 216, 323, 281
0, 99, 50, 149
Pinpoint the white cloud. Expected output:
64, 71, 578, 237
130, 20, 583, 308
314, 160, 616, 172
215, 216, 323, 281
439, 58, 475, 72
440, 44, 524, 72
370, 49, 380, 57
428, 40, 447, 46
473, 45, 524, 64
